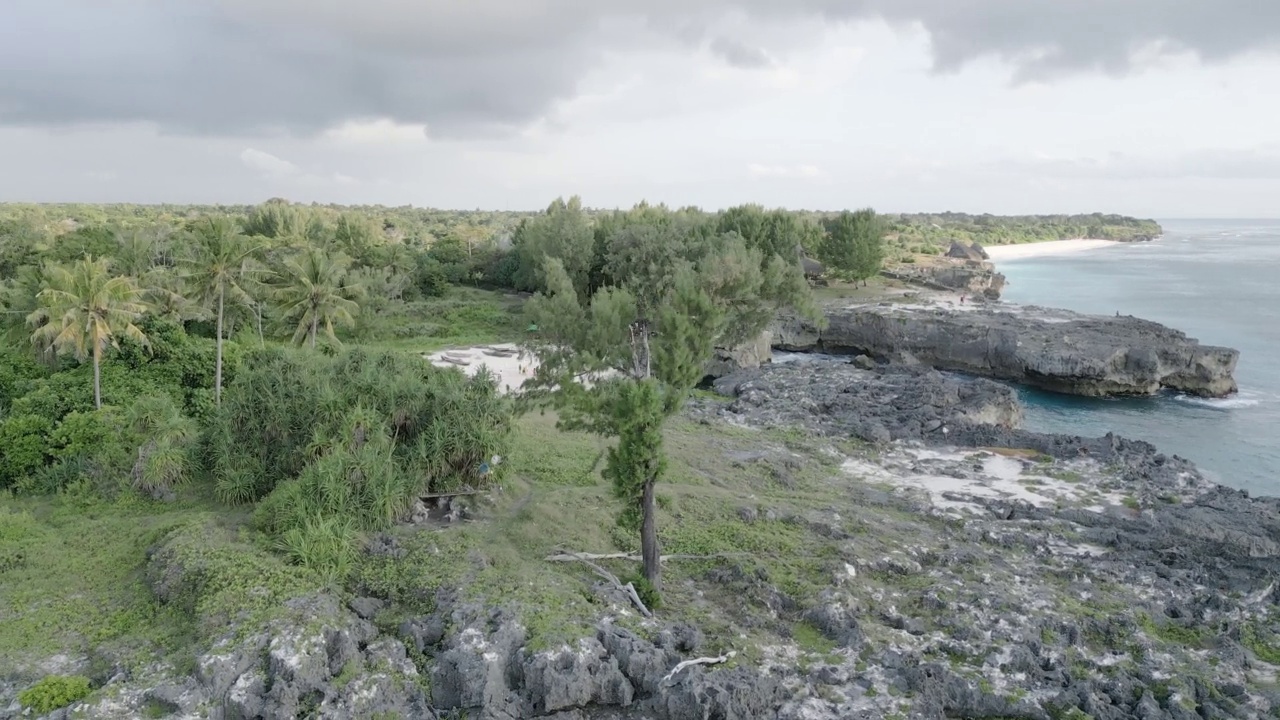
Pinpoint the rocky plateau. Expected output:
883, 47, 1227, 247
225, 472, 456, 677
772, 303, 1240, 398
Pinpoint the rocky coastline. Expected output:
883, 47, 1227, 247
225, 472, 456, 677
22, 358, 1280, 720
4, 295, 1265, 720
772, 302, 1240, 398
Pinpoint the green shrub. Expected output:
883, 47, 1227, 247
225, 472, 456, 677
19, 674, 92, 713
0, 414, 53, 488
275, 513, 360, 582
209, 348, 514, 574
623, 570, 662, 611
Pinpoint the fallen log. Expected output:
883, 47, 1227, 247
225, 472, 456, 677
662, 651, 736, 683
548, 553, 652, 618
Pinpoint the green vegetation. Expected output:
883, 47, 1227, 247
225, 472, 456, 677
19, 675, 92, 713
519, 198, 819, 589
28, 255, 149, 409
882, 212, 1161, 251
0, 199, 1170, 712
819, 209, 886, 284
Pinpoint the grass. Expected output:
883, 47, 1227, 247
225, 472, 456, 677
0, 491, 210, 675
361, 288, 526, 353
811, 276, 907, 303
0, 478, 326, 681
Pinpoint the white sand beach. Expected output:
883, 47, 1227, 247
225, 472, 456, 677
982, 238, 1121, 262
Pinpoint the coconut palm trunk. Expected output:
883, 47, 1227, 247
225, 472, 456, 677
310, 311, 318, 349
93, 336, 103, 410
215, 287, 225, 405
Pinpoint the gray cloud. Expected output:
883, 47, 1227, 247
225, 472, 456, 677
1, 0, 1278, 137
709, 36, 774, 68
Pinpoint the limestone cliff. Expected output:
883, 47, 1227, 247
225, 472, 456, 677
773, 303, 1239, 398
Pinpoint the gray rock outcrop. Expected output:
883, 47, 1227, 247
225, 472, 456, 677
706, 330, 772, 378
773, 303, 1239, 397
945, 241, 989, 261
882, 258, 1006, 299
711, 360, 1022, 442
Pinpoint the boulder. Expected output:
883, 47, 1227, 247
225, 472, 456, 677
773, 304, 1239, 398
945, 241, 986, 261
706, 331, 772, 378
883, 258, 1006, 299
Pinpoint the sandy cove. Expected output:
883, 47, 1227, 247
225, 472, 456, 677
982, 238, 1124, 262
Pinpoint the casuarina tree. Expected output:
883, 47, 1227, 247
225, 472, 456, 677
820, 208, 885, 286
522, 205, 818, 592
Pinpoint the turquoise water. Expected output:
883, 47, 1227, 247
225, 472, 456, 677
997, 219, 1280, 495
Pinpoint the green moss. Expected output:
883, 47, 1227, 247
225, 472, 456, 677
1137, 613, 1207, 648
792, 621, 837, 655
1242, 624, 1280, 664
19, 675, 92, 713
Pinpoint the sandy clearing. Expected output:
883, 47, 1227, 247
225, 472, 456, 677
425, 343, 536, 394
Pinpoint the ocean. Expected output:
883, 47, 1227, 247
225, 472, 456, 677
995, 219, 1280, 496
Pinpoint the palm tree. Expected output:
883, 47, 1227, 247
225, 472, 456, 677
177, 217, 263, 405
27, 256, 149, 409
273, 248, 364, 349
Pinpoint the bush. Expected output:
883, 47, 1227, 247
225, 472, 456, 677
19, 675, 92, 713
623, 571, 662, 611
0, 414, 53, 488
207, 348, 514, 572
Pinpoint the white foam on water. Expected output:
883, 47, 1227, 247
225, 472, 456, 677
1173, 394, 1262, 410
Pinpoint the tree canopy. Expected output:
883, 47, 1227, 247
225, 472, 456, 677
521, 202, 819, 590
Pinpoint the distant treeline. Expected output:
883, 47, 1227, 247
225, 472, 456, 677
878, 212, 1163, 254
0, 202, 1160, 265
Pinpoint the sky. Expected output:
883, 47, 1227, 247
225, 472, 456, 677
1, 1, 1279, 217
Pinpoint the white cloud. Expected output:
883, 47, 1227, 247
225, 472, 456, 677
323, 119, 429, 145
239, 148, 301, 177
239, 147, 357, 187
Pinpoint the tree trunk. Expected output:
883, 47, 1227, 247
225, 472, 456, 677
256, 303, 264, 348
641, 477, 661, 589
309, 310, 318, 349
92, 338, 102, 410
215, 287, 225, 406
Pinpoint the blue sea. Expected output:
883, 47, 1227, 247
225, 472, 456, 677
996, 219, 1280, 496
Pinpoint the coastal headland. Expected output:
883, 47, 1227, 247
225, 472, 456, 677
4, 222, 1269, 720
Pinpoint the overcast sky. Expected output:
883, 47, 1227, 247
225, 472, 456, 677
2, 1, 1279, 217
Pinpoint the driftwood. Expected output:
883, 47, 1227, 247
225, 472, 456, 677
548, 552, 652, 618
662, 651, 736, 683
419, 489, 483, 500
545, 551, 751, 564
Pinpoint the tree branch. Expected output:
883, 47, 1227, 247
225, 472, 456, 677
546, 552, 652, 618
662, 651, 737, 683
545, 551, 751, 563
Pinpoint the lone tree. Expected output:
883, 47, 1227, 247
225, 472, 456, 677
522, 206, 817, 591
28, 256, 149, 409
179, 217, 263, 405
820, 208, 885, 286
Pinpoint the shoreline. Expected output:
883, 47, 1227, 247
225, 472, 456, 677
982, 238, 1129, 262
